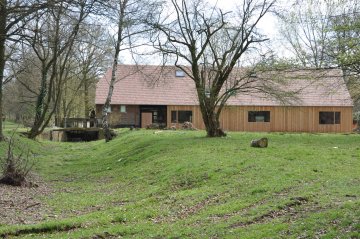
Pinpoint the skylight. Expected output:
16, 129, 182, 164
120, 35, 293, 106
175, 70, 185, 77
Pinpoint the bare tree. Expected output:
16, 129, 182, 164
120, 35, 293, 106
150, 0, 275, 137
51, 24, 112, 125
330, 6, 360, 111
23, 0, 95, 139
277, 0, 360, 110
277, 0, 336, 68
277, 0, 359, 71
100, 0, 161, 142
0, 1, 6, 140
3, 49, 40, 125
0, 0, 57, 141
329, 3, 360, 75
74, 25, 112, 119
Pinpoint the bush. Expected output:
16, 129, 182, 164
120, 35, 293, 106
0, 136, 34, 186
181, 121, 196, 130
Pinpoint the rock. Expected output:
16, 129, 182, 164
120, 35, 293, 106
250, 137, 268, 148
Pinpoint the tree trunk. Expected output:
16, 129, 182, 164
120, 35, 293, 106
28, 67, 47, 139
204, 115, 226, 137
84, 77, 89, 118
0, 0, 6, 141
28, 121, 42, 139
199, 101, 226, 137
54, 88, 62, 127
101, 1, 127, 142
102, 64, 116, 142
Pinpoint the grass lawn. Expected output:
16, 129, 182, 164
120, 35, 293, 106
0, 123, 359, 238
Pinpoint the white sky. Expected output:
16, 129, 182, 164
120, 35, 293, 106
119, 0, 284, 64
207, 0, 280, 41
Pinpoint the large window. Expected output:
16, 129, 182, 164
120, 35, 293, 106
248, 111, 270, 122
171, 110, 192, 123
319, 112, 340, 124
179, 111, 192, 123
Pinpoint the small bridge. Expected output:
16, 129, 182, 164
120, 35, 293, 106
47, 118, 104, 142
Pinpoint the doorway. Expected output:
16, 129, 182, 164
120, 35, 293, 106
140, 105, 167, 128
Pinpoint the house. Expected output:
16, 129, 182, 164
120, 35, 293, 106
95, 65, 353, 133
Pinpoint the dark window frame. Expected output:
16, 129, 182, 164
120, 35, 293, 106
178, 111, 192, 123
171, 111, 177, 123
319, 111, 341, 124
171, 110, 193, 123
248, 111, 271, 122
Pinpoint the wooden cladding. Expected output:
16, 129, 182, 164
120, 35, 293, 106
167, 105, 353, 133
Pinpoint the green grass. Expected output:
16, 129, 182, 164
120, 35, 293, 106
0, 125, 359, 238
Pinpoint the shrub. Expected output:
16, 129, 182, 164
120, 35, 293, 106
181, 121, 196, 130
0, 136, 34, 186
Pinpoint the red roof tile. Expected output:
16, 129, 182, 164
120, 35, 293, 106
95, 65, 353, 107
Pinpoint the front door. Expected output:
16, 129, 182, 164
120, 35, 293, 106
141, 112, 153, 128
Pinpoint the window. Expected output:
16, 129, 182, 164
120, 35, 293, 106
171, 111, 177, 123
120, 105, 126, 113
175, 70, 185, 77
153, 111, 158, 122
248, 111, 270, 122
178, 111, 192, 123
319, 112, 340, 124
171, 110, 192, 123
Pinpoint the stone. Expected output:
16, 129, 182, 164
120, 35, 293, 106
250, 137, 268, 148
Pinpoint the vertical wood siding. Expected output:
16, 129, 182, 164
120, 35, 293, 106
167, 105, 353, 133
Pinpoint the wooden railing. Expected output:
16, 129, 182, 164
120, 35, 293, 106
63, 118, 99, 128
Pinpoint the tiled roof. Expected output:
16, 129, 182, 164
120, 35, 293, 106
95, 65, 353, 107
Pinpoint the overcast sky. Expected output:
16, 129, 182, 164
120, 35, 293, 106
208, 0, 281, 40
119, 0, 285, 65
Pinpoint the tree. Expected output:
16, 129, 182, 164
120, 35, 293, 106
330, 7, 360, 75
150, 0, 275, 137
277, 0, 360, 110
0, 0, 55, 141
331, 9, 360, 110
276, 0, 360, 71
73, 25, 112, 119
53, 24, 111, 126
100, 0, 161, 142
0, 1, 6, 140
3, 49, 40, 126
278, 0, 342, 68
23, 0, 95, 139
